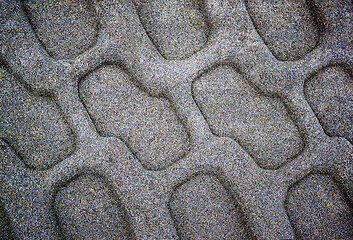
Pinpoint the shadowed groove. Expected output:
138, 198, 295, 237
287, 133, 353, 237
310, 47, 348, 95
54, 174, 134, 239
304, 65, 353, 144
0, 197, 14, 240
192, 65, 304, 169
79, 64, 190, 171
245, 0, 319, 61
169, 174, 254, 240
0, 66, 76, 170
23, 0, 99, 60
135, 0, 209, 60
285, 174, 353, 239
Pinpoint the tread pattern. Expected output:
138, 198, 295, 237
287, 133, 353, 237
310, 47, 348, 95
193, 65, 303, 169
0, 0, 353, 239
